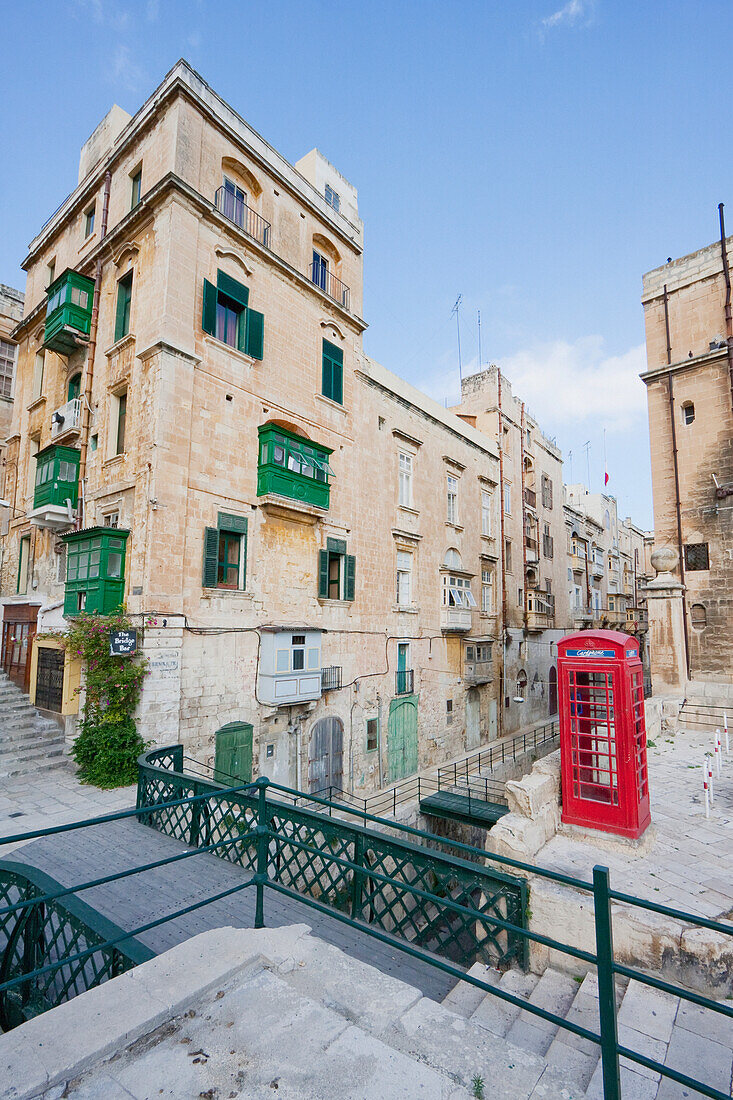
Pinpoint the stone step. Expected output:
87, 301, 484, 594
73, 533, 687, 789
441, 960, 502, 1017
543, 972, 626, 1092
0, 751, 69, 779
0, 712, 60, 730
505, 967, 584, 1056
470, 966, 540, 1037
0, 734, 65, 758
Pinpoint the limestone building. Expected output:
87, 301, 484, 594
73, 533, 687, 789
0, 61, 505, 791
453, 368, 569, 731
641, 226, 733, 690
0, 284, 24, 494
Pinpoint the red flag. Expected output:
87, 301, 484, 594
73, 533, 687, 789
604, 470, 609, 486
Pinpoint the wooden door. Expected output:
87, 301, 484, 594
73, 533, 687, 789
214, 723, 253, 786
1, 606, 38, 693
388, 696, 418, 781
308, 717, 343, 794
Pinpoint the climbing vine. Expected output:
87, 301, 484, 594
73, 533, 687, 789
43, 610, 147, 788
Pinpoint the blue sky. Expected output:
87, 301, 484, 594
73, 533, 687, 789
3, 0, 731, 528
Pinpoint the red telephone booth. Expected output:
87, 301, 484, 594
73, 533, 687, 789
557, 630, 651, 839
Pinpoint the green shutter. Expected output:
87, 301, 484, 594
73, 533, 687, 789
114, 275, 131, 342
217, 270, 249, 307
327, 537, 347, 555
318, 550, 329, 598
345, 555, 356, 601
322, 339, 343, 404
202, 279, 217, 336
218, 512, 248, 533
203, 526, 219, 588
245, 308, 264, 360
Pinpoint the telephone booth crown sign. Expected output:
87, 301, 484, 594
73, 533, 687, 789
557, 629, 650, 839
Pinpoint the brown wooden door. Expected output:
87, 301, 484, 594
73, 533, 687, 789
1, 605, 39, 693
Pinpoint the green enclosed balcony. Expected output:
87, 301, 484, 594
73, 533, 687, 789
44, 269, 95, 355
257, 424, 333, 511
61, 527, 129, 617
31, 444, 80, 529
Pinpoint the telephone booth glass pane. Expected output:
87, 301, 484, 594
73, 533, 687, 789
630, 669, 648, 801
568, 669, 619, 805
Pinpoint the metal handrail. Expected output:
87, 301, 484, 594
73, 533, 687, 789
395, 668, 414, 695
308, 261, 351, 310
0, 752, 731, 1100
214, 186, 271, 247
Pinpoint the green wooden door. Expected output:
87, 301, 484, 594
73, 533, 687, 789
388, 695, 418, 781
214, 722, 253, 785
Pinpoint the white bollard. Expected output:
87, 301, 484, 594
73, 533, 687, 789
725, 713, 730, 754
707, 754, 715, 806
703, 764, 710, 818
715, 731, 722, 776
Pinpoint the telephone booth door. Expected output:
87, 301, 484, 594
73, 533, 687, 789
558, 630, 650, 839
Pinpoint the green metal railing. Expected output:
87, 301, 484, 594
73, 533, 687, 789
0, 860, 153, 1031
0, 747, 730, 1100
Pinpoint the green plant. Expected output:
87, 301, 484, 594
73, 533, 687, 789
471, 1073, 485, 1099
647, 739, 656, 748
42, 610, 147, 788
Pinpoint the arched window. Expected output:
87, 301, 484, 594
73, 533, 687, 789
516, 670, 528, 698
443, 548, 462, 569
690, 603, 707, 630
68, 372, 81, 402
681, 402, 695, 426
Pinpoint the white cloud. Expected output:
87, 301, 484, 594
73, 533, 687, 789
541, 0, 595, 32
110, 44, 148, 94
415, 335, 647, 433
499, 337, 647, 431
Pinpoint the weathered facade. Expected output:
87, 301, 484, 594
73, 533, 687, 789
641, 231, 733, 688
0, 284, 23, 495
0, 62, 506, 792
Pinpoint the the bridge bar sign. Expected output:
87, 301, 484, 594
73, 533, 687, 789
109, 629, 138, 657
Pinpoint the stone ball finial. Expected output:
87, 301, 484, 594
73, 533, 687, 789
651, 546, 678, 576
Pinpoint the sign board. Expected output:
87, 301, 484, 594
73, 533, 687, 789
565, 649, 616, 659
109, 629, 138, 657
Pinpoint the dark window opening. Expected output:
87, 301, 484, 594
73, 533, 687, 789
684, 543, 709, 571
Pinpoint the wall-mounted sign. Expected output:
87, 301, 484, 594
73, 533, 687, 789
109, 629, 138, 656
565, 648, 616, 659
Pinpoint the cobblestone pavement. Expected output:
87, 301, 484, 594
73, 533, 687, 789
535, 727, 733, 920
0, 768, 136, 855
4, 815, 458, 1002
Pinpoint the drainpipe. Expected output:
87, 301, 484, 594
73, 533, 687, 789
376, 692, 384, 788
718, 204, 733, 411
77, 170, 112, 529
497, 370, 507, 736
520, 402, 528, 630
663, 283, 691, 681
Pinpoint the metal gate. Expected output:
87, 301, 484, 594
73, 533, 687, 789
308, 717, 343, 794
34, 647, 64, 712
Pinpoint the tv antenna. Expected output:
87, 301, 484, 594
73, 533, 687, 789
451, 295, 463, 383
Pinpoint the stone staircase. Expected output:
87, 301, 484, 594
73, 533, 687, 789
0, 670, 69, 780
443, 961, 733, 1099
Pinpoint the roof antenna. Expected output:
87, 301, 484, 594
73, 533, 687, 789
477, 309, 482, 367
451, 295, 463, 385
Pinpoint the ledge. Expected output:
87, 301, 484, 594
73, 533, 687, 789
203, 334, 257, 367
392, 604, 418, 614
105, 333, 137, 357
258, 494, 327, 525
201, 588, 253, 600
26, 396, 47, 412
314, 392, 349, 415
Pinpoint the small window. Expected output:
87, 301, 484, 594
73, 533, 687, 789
203, 271, 264, 360
67, 372, 82, 402
17, 535, 30, 594
446, 699, 453, 725
504, 483, 511, 514
396, 550, 412, 606
366, 718, 378, 752
0, 339, 15, 400
481, 489, 492, 536
103, 512, 119, 528
130, 168, 142, 209
684, 543, 709, 571
84, 204, 95, 238
398, 452, 413, 507
328, 551, 341, 599
312, 249, 329, 291
690, 603, 707, 630
466, 645, 475, 661
505, 539, 513, 573
217, 530, 242, 588
115, 391, 127, 455
446, 475, 458, 524
292, 634, 306, 671
32, 351, 45, 401
682, 402, 695, 426
325, 184, 340, 212
90, 433, 98, 453
46, 260, 56, 289
115, 272, 133, 342
481, 568, 493, 613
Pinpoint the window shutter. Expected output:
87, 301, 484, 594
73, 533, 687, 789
202, 526, 219, 588
345, 555, 356, 601
218, 512, 248, 534
318, 550, 329, 598
326, 537, 347, 555
322, 339, 343, 404
245, 308, 264, 360
217, 270, 249, 308
202, 279, 217, 336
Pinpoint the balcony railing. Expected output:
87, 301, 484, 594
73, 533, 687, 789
570, 551, 586, 572
523, 487, 536, 509
309, 261, 351, 311
395, 668, 414, 695
527, 591, 555, 630
321, 666, 342, 691
592, 559, 605, 577
215, 187, 271, 248
51, 397, 82, 440
441, 606, 473, 633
